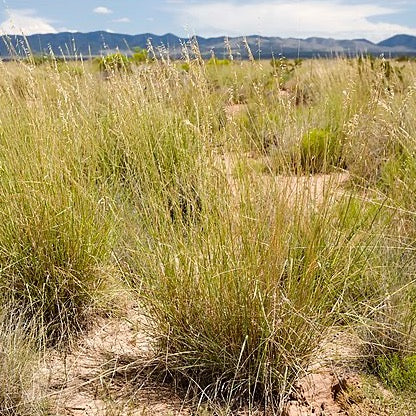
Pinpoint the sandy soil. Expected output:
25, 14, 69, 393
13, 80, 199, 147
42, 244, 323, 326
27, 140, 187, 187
42, 305, 192, 416
216, 149, 349, 205
41, 309, 367, 415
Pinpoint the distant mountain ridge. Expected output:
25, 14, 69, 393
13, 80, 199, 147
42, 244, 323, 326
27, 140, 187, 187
378, 34, 416, 50
1, 31, 416, 59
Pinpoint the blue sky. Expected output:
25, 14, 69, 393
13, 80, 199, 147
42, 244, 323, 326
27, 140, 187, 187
0, 1, 416, 42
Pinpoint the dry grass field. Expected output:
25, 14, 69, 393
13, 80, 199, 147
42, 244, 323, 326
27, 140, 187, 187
1, 46, 416, 415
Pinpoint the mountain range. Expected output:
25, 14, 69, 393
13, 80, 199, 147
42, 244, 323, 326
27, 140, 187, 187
1, 31, 416, 59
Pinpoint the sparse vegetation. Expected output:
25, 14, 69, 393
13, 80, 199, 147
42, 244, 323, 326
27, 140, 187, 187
0, 46, 415, 414
0, 311, 50, 415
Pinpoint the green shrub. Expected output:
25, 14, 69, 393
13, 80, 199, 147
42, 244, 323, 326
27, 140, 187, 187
375, 354, 416, 392
271, 57, 302, 86
130, 47, 149, 64
207, 57, 231, 66
95, 52, 131, 74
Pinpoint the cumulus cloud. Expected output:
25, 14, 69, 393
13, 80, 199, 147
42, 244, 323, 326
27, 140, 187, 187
172, 1, 416, 42
0, 9, 57, 35
93, 7, 113, 15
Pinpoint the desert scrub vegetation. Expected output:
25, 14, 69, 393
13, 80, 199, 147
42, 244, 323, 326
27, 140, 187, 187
0, 48, 416, 414
94, 48, 151, 76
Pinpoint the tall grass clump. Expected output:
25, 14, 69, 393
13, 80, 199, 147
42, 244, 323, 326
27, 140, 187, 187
341, 60, 416, 382
0, 310, 49, 415
126, 147, 385, 409
0, 62, 117, 344
0, 173, 115, 343
297, 127, 344, 173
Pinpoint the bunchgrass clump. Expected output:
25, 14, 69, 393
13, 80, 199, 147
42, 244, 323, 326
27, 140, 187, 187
0, 310, 50, 415
0, 176, 115, 343
298, 127, 344, 173
0, 63, 117, 344
127, 154, 386, 409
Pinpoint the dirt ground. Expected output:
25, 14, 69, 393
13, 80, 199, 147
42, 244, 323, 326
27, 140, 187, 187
39, 303, 374, 416
42, 305, 192, 416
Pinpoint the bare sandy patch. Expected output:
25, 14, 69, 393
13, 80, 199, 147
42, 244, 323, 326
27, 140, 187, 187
42, 305, 192, 416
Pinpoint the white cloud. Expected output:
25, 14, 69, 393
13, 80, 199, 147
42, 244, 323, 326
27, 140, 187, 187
93, 7, 113, 15
173, 1, 416, 42
0, 9, 57, 35
113, 17, 130, 23
59, 27, 78, 33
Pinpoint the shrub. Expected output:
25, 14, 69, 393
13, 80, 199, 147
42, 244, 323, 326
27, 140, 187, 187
95, 52, 131, 74
130, 47, 149, 64
271, 56, 302, 86
207, 57, 231, 66
375, 354, 416, 392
